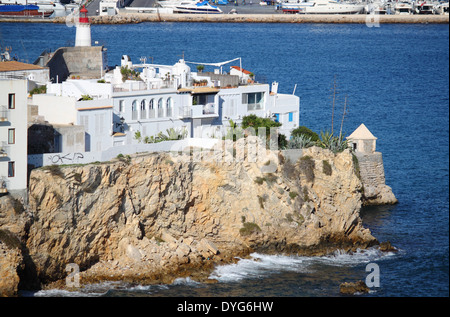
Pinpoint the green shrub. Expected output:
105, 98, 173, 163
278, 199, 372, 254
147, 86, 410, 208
254, 177, 264, 185
291, 126, 320, 142
29, 85, 46, 96
303, 187, 310, 202
257, 195, 266, 209
239, 222, 261, 236
42, 164, 64, 178
0, 229, 21, 249
298, 156, 315, 182
289, 191, 298, 199
352, 153, 361, 180
322, 160, 332, 176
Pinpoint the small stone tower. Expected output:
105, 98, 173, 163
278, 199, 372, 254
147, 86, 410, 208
346, 123, 377, 154
75, 6, 91, 47
347, 124, 397, 205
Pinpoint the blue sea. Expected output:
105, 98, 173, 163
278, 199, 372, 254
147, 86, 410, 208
1, 21, 448, 298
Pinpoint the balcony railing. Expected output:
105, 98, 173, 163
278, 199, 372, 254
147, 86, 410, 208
0, 106, 8, 122
178, 103, 218, 119
0, 177, 8, 194
247, 103, 263, 111
0, 142, 9, 159
178, 106, 192, 119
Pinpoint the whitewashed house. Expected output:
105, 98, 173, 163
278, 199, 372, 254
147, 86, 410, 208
0, 79, 28, 198
32, 54, 300, 155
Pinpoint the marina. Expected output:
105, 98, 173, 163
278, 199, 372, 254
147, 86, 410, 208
0, 0, 448, 23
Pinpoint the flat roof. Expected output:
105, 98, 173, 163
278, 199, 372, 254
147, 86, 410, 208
0, 61, 45, 72
178, 87, 220, 94
77, 105, 113, 111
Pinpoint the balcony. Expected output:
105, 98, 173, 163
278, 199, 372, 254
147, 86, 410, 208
0, 177, 8, 194
0, 142, 9, 159
178, 103, 218, 119
0, 106, 8, 123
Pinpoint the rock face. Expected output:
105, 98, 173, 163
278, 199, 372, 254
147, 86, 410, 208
1, 142, 382, 293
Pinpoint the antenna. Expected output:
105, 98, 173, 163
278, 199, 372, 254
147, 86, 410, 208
330, 75, 338, 135
339, 94, 348, 141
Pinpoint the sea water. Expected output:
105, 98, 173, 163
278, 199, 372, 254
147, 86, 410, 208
1, 22, 448, 297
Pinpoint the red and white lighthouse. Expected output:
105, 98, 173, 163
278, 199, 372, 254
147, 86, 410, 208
75, 5, 91, 47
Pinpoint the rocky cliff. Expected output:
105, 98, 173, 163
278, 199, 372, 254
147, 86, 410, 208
1, 140, 388, 295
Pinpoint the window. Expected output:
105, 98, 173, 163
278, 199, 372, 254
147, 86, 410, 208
149, 99, 155, 118
131, 100, 138, 120
119, 100, 124, 113
8, 129, 15, 144
242, 92, 264, 111
8, 94, 15, 109
288, 112, 293, 122
158, 98, 164, 117
140, 100, 147, 119
274, 113, 280, 123
8, 161, 15, 177
166, 98, 173, 117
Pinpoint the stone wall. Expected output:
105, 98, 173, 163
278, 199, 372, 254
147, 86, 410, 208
355, 151, 397, 205
45, 46, 105, 83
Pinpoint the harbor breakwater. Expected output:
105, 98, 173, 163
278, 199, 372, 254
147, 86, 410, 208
1, 13, 448, 24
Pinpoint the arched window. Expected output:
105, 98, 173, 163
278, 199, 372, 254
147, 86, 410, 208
131, 100, 138, 120
166, 97, 173, 117
148, 99, 155, 118
140, 100, 146, 119
158, 98, 164, 117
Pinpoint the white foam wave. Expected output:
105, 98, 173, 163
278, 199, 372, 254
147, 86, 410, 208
172, 277, 201, 286
209, 248, 398, 283
209, 253, 309, 283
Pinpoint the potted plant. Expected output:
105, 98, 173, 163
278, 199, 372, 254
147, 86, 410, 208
196, 64, 204, 73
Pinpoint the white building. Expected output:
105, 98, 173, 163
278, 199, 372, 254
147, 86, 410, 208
0, 60, 49, 90
0, 79, 28, 198
34, 55, 299, 152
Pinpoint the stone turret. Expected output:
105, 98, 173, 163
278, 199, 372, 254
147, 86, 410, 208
347, 124, 397, 205
346, 123, 377, 154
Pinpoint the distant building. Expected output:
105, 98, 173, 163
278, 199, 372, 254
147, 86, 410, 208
0, 60, 49, 90
0, 79, 28, 198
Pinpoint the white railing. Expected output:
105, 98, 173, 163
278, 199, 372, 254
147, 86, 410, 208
0, 177, 8, 193
0, 106, 8, 122
0, 142, 9, 158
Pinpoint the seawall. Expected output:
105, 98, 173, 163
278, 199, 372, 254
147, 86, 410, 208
355, 151, 398, 205
1, 13, 448, 24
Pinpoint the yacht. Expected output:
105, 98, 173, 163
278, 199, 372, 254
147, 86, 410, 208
437, 1, 449, 14
394, 0, 414, 14
414, 1, 436, 14
365, 1, 387, 14
158, 0, 223, 13
280, 0, 365, 14
0, 0, 77, 16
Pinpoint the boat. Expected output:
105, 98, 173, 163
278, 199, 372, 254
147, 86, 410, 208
414, 1, 436, 14
365, 1, 387, 14
0, 0, 77, 17
0, 4, 54, 17
437, 1, 449, 14
280, 0, 365, 14
158, 0, 223, 13
394, 0, 414, 14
